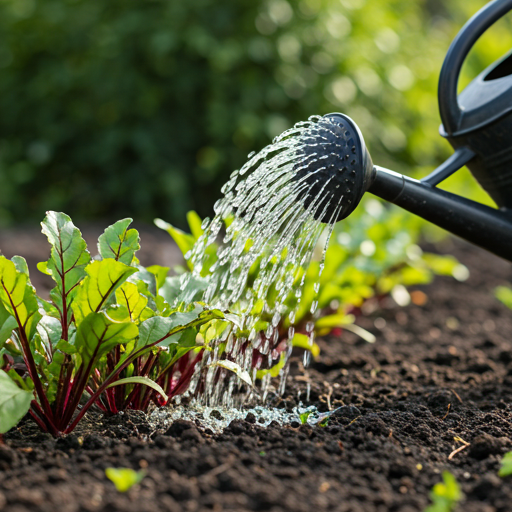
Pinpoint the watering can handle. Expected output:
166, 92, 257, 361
438, 0, 512, 135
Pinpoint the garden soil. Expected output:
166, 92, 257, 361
1, 225, 512, 512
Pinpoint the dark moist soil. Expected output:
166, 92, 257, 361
2, 228, 512, 512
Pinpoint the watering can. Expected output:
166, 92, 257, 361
302, 0, 512, 261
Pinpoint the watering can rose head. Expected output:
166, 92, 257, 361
293, 113, 374, 224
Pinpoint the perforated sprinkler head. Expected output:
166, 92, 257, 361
294, 113, 374, 223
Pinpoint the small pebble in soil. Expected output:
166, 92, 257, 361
210, 410, 224, 420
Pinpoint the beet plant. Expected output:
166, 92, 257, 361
0, 212, 227, 436
156, 207, 466, 377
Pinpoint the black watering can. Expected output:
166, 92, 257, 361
302, 0, 512, 261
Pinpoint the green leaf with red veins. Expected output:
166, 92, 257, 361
156, 307, 226, 351
115, 282, 149, 323
0, 256, 42, 341
72, 259, 138, 325
137, 316, 175, 349
119, 307, 206, 362
36, 316, 62, 351
75, 312, 138, 368
115, 306, 224, 371
97, 218, 140, 266
38, 211, 91, 334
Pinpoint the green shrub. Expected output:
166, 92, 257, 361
0, 0, 508, 227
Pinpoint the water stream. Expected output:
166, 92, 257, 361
174, 115, 345, 407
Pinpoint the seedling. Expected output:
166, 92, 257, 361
105, 467, 145, 492
299, 410, 313, 425
495, 286, 512, 309
318, 417, 329, 427
499, 451, 512, 477
425, 471, 462, 512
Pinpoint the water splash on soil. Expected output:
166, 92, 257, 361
150, 402, 341, 433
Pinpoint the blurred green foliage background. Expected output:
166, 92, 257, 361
0, 0, 511, 228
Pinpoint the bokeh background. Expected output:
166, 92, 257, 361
0, 0, 511, 229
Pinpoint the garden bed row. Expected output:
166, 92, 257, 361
1, 237, 512, 511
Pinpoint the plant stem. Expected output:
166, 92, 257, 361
121, 353, 156, 410
63, 344, 151, 433
54, 354, 73, 419
64, 331, 189, 433
17, 329, 55, 424
30, 401, 59, 437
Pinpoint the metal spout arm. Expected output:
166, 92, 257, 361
368, 167, 512, 261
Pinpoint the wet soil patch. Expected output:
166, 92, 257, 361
1, 233, 512, 512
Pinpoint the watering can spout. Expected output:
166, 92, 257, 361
367, 166, 512, 261
298, 112, 512, 261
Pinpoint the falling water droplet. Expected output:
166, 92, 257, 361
170, 115, 351, 406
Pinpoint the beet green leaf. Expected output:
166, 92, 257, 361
0, 303, 17, 350
106, 376, 167, 402
0, 370, 33, 434
75, 312, 138, 366
115, 282, 152, 323
0, 256, 41, 341
38, 212, 91, 335
146, 265, 170, 292
72, 259, 138, 324
98, 218, 140, 265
